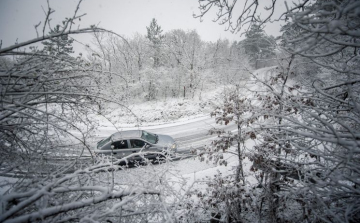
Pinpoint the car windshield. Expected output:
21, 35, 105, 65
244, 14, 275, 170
141, 131, 158, 144
97, 136, 111, 148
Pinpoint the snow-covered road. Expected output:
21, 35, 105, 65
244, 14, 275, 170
93, 115, 243, 181
93, 115, 237, 153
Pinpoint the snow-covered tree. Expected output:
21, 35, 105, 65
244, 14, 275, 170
42, 23, 74, 56
146, 18, 164, 68
0, 2, 174, 222
130, 33, 150, 79
195, 0, 360, 222
240, 24, 276, 68
0, 24, 104, 179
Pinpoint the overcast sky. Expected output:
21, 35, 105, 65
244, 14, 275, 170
0, 0, 283, 53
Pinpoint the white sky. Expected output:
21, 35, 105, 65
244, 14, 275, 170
0, 0, 283, 53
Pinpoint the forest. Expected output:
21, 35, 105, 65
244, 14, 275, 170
0, 0, 359, 222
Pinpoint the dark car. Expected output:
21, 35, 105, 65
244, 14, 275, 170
93, 130, 177, 160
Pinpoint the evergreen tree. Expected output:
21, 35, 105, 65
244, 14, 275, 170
42, 24, 74, 56
146, 18, 164, 67
240, 24, 275, 68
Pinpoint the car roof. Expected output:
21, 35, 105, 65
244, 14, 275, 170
111, 130, 142, 141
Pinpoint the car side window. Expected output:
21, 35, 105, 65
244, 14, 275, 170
111, 140, 128, 149
130, 139, 146, 148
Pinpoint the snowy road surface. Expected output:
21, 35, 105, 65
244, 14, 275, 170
92, 115, 244, 187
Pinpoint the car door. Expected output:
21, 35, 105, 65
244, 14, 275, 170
110, 140, 132, 159
130, 139, 159, 159
129, 139, 147, 159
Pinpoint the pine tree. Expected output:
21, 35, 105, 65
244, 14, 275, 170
240, 24, 275, 68
146, 18, 164, 67
42, 24, 74, 56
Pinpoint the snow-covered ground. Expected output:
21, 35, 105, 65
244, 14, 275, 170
98, 86, 224, 128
